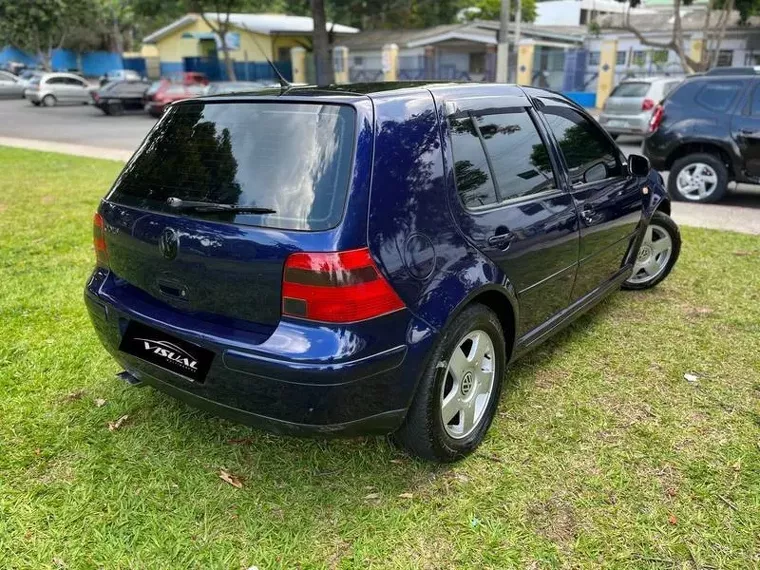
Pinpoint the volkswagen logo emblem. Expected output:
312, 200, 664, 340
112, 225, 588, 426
159, 228, 179, 260
461, 371, 474, 396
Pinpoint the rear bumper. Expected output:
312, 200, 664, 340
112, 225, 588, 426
85, 270, 436, 436
598, 112, 648, 135
642, 133, 670, 172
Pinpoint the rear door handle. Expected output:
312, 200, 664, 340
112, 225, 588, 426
487, 232, 513, 250
580, 206, 595, 225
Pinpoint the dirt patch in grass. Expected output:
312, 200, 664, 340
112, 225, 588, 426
528, 495, 578, 545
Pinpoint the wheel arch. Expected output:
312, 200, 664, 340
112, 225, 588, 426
665, 141, 736, 179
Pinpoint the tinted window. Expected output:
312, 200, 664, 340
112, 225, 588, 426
66, 77, 86, 87
542, 107, 622, 185
477, 111, 556, 201
751, 85, 760, 116
109, 102, 356, 231
695, 81, 742, 112
448, 115, 498, 208
610, 82, 650, 98
46, 77, 65, 85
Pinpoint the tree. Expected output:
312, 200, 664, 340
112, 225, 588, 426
611, 0, 748, 73
311, 0, 334, 85
190, 0, 242, 81
0, 0, 98, 70
461, 0, 537, 24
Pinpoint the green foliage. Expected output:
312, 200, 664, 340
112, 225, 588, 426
462, 0, 538, 24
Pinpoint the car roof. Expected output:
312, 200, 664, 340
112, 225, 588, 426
195, 81, 555, 104
42, 72, 85, 80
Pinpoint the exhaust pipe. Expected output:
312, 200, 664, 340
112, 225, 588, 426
116, 370, 143, 386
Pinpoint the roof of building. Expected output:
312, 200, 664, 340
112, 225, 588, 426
600, 7, 760, 32
143, 13, 359, 44
337, 21, 585, 51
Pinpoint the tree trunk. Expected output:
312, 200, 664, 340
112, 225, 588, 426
709, 0, 735, 68
311, 0, 334, 85
221, 41, 237, 81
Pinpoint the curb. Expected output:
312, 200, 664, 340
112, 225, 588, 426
0, 136, 131, 162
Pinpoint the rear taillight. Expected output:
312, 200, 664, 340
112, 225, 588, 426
282, 248, 405, 323
93, 212, 109, 268
641, 98, 655, 111
648, 104, 664, 133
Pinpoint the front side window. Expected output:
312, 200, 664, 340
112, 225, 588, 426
449, 108, 557, 209
542, 107, 622, 186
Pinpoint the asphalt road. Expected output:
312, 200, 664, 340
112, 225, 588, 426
1, 98, 758, 233
0, 97, 156, 150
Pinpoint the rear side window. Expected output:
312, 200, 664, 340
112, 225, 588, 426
449, 108, 557, 208
108, 102, 356, 231
542, 107, 622, 185
695, 80, 743, 112
610, 82, 650, 97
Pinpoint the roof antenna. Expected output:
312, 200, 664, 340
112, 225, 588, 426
246, 31, 292, 93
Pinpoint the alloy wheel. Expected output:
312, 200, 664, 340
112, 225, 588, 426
440, 329, 496, 439
628, 224, 673, 285
675, 162, 718, 201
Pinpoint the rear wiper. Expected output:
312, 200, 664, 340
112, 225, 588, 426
166, 197, 276, 215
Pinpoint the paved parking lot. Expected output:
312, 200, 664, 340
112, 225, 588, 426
0, 98, 155, 150
1, 98, 758, 234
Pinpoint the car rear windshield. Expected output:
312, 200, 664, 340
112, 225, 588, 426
108, 101, 356, 231
609, 82, 650, 97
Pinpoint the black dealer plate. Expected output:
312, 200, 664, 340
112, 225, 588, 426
119, 321, 214, 383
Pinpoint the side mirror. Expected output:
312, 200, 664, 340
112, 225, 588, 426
629, 154, 650, 177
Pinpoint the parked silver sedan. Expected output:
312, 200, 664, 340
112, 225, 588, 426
599, 77, 682, 139
0, 70, 25, 98
25, 73, 94, 107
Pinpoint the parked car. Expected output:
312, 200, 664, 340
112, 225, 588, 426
598, 77, 682, 139
166, 71, 209, 86
143, 82, 206, 117
204, 81, 277, 96
0, 70, 25, 98
85, 83, 680, 462
644, 74, 760, 203
704, 66, 760, 76
99, 69, 143, 87
25, 73, 94, 107
93, 80, 151, 115
17, 70, 44, 97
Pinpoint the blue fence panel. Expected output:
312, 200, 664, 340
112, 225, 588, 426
81, 51, 123, 76
160, 61, 185, 77
123, 57, 147, 76
0, 46, 37, 67
233, 61, 293, 82
51, 49, 78, 71
563, 91, 596, 108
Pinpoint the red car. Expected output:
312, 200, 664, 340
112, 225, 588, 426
143, 80, 206, 117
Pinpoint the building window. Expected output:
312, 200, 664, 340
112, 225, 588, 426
589, 51, 600, 66
632, 50, 646, 66
469, 52, 486, 74
651, 50, 669, 66
744, 52, 760, 65
353, 56, 364, 66
617, 51, 626, 65
277, 47, 291, 62
713, 50, 733, 67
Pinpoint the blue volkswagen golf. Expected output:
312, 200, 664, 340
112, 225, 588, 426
85, 82, 680, 462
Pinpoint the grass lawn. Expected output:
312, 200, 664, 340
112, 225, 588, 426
0, 146, 759, 570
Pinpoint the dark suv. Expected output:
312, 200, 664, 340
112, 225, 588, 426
644, 74, 760, 203
86, 83, 680, 462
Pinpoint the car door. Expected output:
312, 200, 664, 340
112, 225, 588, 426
731, 78, 760, 178
533, 96, 643, 300
0, 71, 21, 98
44, 76, 68, 102
65, 76, 90, 102
445, 95, 580, 336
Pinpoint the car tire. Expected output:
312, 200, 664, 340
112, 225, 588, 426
668, 153, 728, 203
31, 101, 40, 106
41, 94, 56, 107
623, 211, 681, 290
108, 100, 124, 116
393, 304, 506, 462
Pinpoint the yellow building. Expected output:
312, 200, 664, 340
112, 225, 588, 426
142, 13, 358, 79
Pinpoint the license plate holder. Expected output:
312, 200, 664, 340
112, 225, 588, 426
119, 321, 214, 383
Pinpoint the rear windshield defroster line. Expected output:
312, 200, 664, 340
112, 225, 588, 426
108, 101, 356, 231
